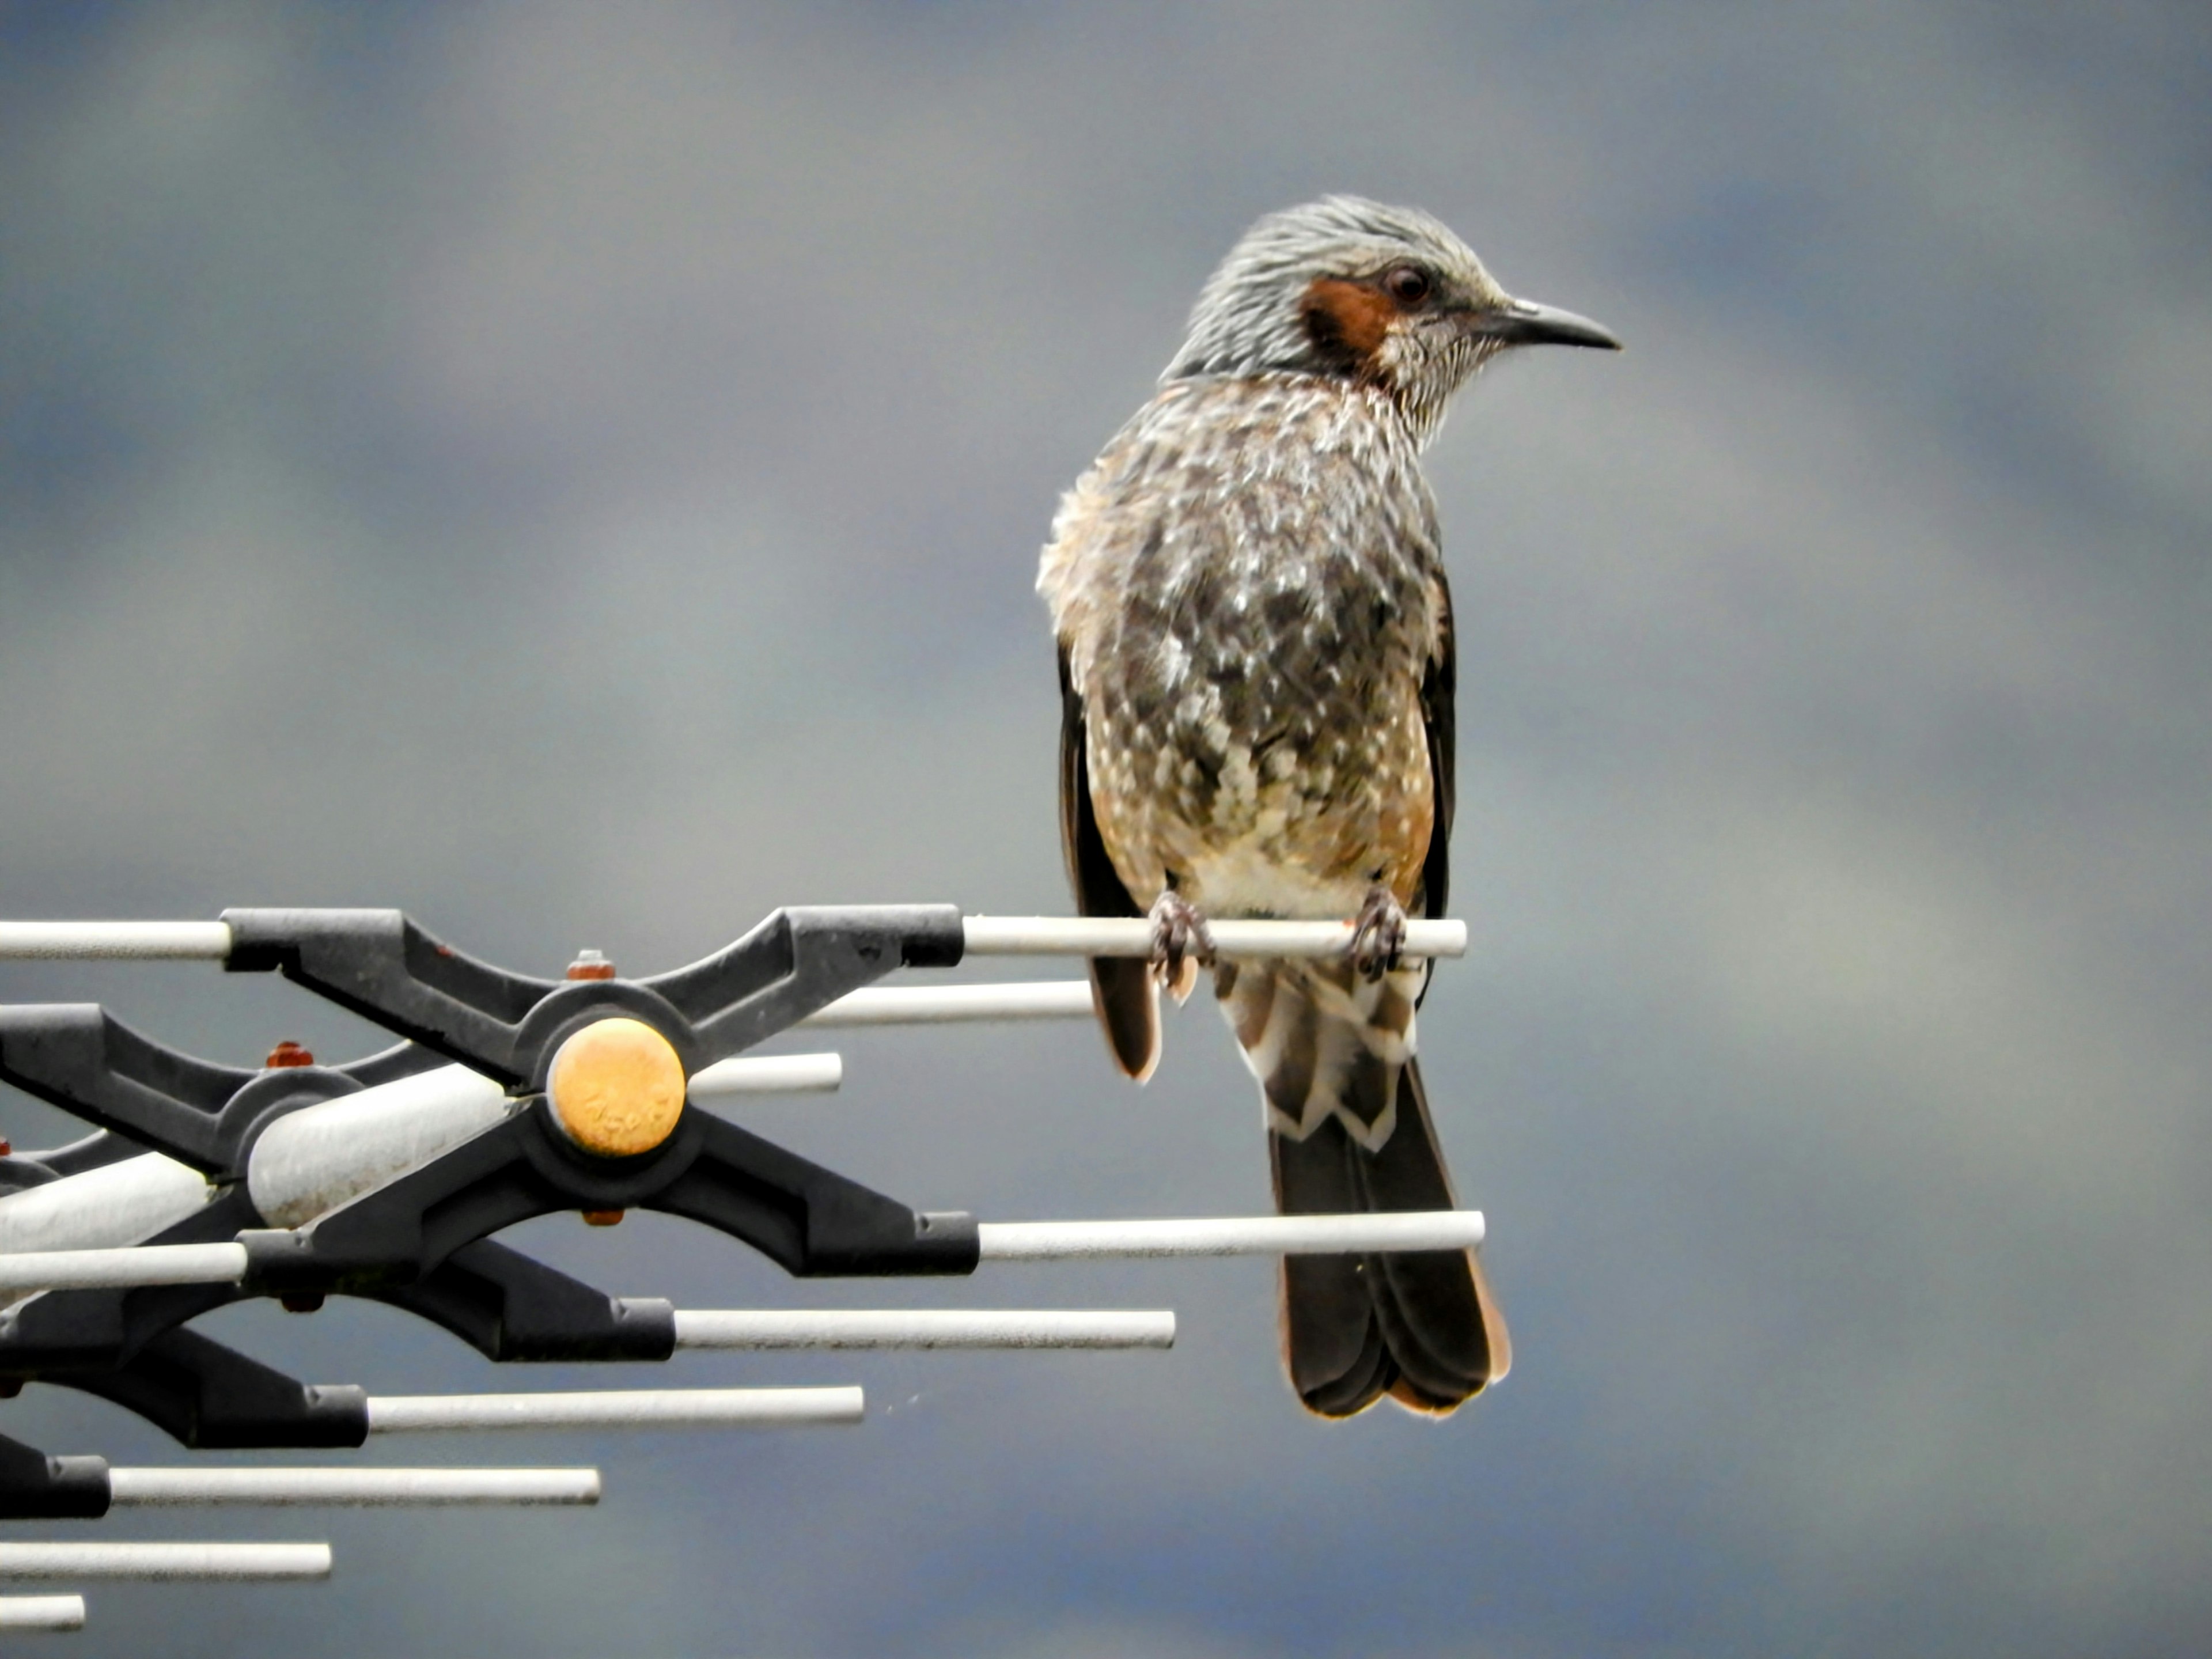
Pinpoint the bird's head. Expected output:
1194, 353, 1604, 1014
1164, 196, 1620, 440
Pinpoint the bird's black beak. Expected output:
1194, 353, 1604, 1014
1480, 297, 1622, 351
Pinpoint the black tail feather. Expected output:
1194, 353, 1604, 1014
1270, 1056, 1506, 1417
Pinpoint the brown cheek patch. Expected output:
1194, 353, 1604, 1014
1300, 278, 1395, 377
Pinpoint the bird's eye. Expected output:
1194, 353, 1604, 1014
1382, 265, 1433, 305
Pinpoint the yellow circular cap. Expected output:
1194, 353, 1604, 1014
546, 1017, 686, 1158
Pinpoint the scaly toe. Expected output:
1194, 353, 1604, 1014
1147, 892, 1217, 1002
1350, 888, 1408, 981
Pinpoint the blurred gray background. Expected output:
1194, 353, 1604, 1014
2, 3, 2207, 1654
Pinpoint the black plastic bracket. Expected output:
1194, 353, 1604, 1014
0, 902, 983, 1442
0, 1187, 678, 1379
219, 904, 967, 1085
238, 1096, 978, 1294
68, 1327, 368, 1449
0, 1006, 443, 1180
0, 1189, 267, 1374
382, 1239, 676, 1362
1, 904, 983, 1284
0, 1432, 109, 1520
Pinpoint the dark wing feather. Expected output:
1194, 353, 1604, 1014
1058, 642, 1158, 1079
1415, 578, 1455, 1015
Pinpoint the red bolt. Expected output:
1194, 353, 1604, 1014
581, 1209, 625, 1228
266, 1041, 315, 1069
566, 949, 617, 981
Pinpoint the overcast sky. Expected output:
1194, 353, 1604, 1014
2, 3, 2209, 1655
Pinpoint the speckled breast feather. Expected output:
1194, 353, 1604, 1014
1039, 372, 1450, 921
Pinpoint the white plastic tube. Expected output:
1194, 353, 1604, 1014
687, 1052, 842, 1101
961, 916, 1467, 959
0, 922, 232, 960
976, 1211, 1486, 1260
798, 982, 1095, 1027
106, 1467, 601, 1507
0, 1242, 247, 1296
0, 1156, 215, 1255
246, 1052, 840, 1226
365, 1387, 863, 1433
0, 916, 1471, 961
0, 1596, 85, 1630
672, 1309, 1175, 1350
0, 915, 1472, 962
0, 1543, 331, 1581
246, 1066, 516, 1229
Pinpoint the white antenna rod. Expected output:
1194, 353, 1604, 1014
0, 1596, 86, 1630
0, 1212, 1485, 1296
800, 982, 1093, 1026
0, 915, 1467, 963
105, 1467, 601, 1506
672, 1308, 1175, 1350
688, 1052, 842, 1100
961, 916, 1467, 959
977, 1211, 1486, 1260
0, 1242, 248, 1296
0, 922, 231, 960
364, 1387, 863, 1433
0, 1543, 332, 1581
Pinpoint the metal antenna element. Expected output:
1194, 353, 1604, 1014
0, 1542, 332, 1581
0, 1595, 85, 1631
0, 898, 1491, 1618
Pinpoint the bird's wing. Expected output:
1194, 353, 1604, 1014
1058, 641, 1160, 1080
1418, 574, 1455, 924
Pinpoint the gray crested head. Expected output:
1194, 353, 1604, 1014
1164, 195, 1620, 440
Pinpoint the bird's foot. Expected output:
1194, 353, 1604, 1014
1147, 891, 1217, 1005
1350, 885, 1408, 982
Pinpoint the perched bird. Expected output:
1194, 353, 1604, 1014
1038, 198, 1619, 1416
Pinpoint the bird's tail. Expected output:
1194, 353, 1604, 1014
1217, 958, 1508, 1416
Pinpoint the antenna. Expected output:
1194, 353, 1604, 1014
0, 904, 1487, 1630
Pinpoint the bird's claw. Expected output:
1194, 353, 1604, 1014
1147, 891, 1217, 1005
1350, 887, 1408, 982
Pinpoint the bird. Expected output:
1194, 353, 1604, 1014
1037, 197, 1619, 1417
